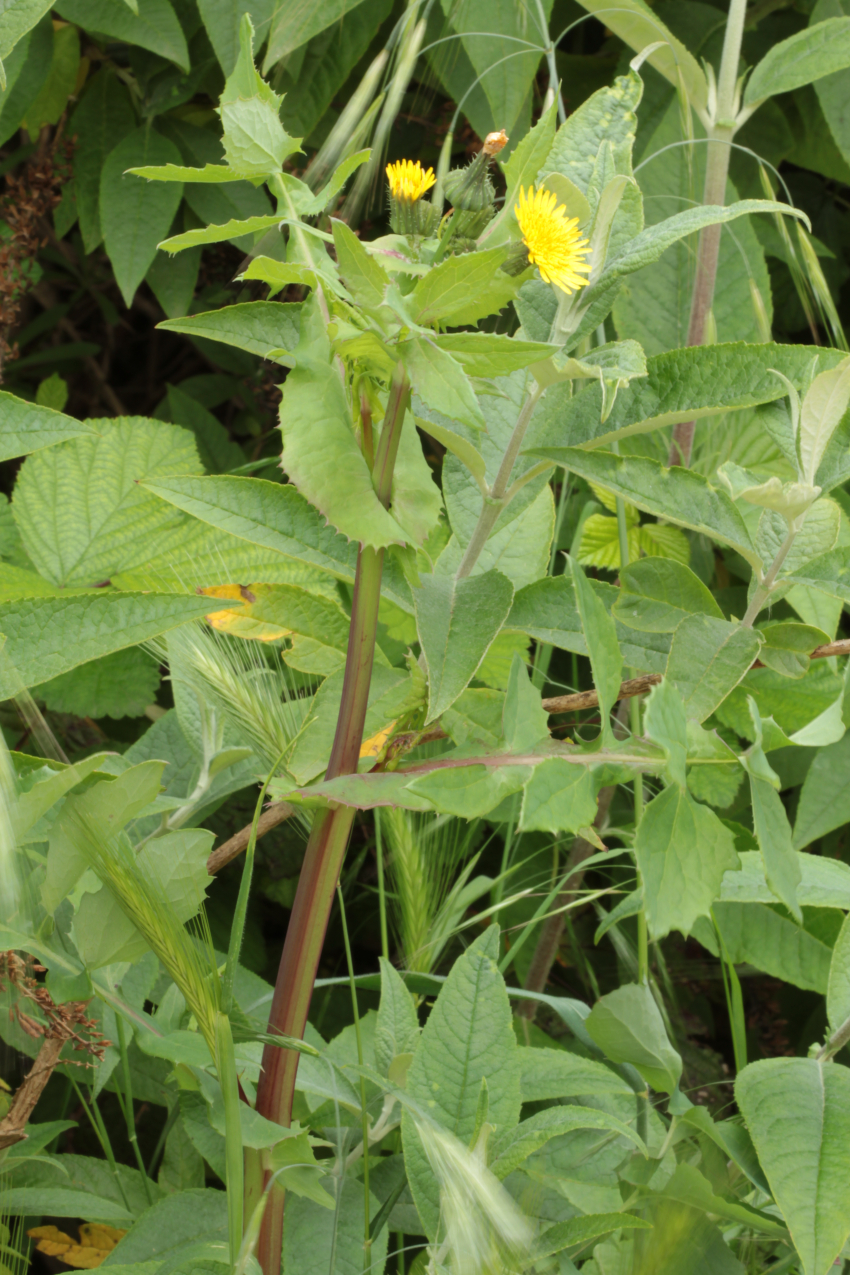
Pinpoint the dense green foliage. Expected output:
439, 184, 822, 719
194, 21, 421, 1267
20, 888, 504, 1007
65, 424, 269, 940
3, 2, 850, 1274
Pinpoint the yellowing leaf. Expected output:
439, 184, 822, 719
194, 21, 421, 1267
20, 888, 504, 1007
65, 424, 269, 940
201, 584, 291, 642
28, 1224, 127, 1268
359, 720, 397, 760
577, 514, 641, 569
639, 523, 690, 564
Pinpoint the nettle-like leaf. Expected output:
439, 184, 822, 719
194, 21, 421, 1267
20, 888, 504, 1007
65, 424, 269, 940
217, 14, 300, 178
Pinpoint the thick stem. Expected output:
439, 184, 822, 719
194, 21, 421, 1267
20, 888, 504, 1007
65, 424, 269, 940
668, 0, 748, 468
455, 384, 543, 580
255, 368, 409, 1275
741, 525, 797, 626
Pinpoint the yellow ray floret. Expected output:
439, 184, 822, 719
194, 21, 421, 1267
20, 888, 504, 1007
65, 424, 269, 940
515, 185, 591, 294
386, 159, 436, 203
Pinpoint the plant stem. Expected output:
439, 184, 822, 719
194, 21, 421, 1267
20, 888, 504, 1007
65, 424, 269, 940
115, 1015, 154, 1205
455, 383, 543, 579
668, 0, 748, 467
375, 809, 389, 961
337, 884, 373, 1268
817, 1011, 850, 1061
741, 525, 797, 626
216, 1011, 244, 1265
255, 367, 410, 1275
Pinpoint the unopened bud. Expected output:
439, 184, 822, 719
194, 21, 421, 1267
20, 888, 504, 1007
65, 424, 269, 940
483, 130, 508, 156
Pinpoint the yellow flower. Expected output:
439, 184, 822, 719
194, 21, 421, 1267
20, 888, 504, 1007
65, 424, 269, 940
386, 159, 436, 203
514, 185, 590, 294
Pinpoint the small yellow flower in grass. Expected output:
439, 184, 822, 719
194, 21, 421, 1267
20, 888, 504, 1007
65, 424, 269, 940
385, 159, 436, 203
515, 185, 590, 294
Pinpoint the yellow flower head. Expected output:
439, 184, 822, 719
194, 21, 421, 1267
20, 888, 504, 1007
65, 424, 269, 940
514, 186, 590, 294
386, 159, 436, 204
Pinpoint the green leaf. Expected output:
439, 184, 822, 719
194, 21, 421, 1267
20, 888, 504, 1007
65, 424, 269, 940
54, 0, 189, 71
433, 333, 558, 377
794, 732, 850, 848
536, 1211, 652, 1259
100, 127, 183, 307
784, 546, 850, 602
263, 0, 369, 67
666, 615, 762, 723
490, 1106, 646, 1183
799, 355, 850, 484
736, 1058, 850, 1275
502, 654, 550, 753
159, 213, 283, 255
415, 570, 515, 723
0, 14, 51, 147
385, 414, 442, 548
36, 646, 160, 719
158, 301, 301, 364
0, 391, 98, 460
197, 0, 277, 75
3, 1152, 156, 1222
402, 927, 522, 1240
585, 982, 683, 1094
218, 13, 300, 179
702, 902, 833, 993
165, 386, 244, 474
0, 592, 234, 697
13, 417, 202, 586
570, 2, 707, 116
331, 218, 389, 309
533, 449, 761, 570
411, 249, 520, 327
635, 785, 739, 939
827, 913, 850, 1035
283, 1177, 387, 1275
614, 557, 723, 633
96, 1186, 228, 1261
22, 21, 77, 129
556, 343, 848, 450
0, 0, 54, 62
812, 0, 850, 167
126, 162, 245, 182
570, 556, 623, 738
745, 17, 850, 106
280, 359, 408, 548
400, 337, 485, 433
719, 850, 850, 909
748, 770, 802, 923
519, 759, 597, 835
375, 957, 419, 1076
644, 677, 688, 788
519, 1049, 635, 1103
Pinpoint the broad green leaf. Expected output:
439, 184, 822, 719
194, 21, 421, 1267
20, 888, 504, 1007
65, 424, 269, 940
536, 1211, 652, 1259
757, 620, 830, 678
55, 0, 189, 69
93, 1186, 227, 1261
36, 647, 160, 719
571, 1, 708, 116
498, 99, 558, 212
719, 850, 850, 909
614, 557, 723, 633
2, 1152, 155, 1222
557, 343, 848, 450
784, 546, 850, 602
218, 14, 300, 179
0, 391, 98, 460
736, 1058, 850, 1275
279, 296, 408, 547
585, 982, 683, 1094
813, 0, 850, 168
284, 1177, 386, 1275
101, 127, 183, 307
0, 592, 234, 698
794, 732, 850, 848
375, 957, 419, 1076
400, 337, 485, 433
263, 0, 368, 67
126, 162, 245, 182
165, 386, 244, 474
828, 913, 850, 1035
433, 333, 558, 377
158, 301, 301, 364
197, 0, 277, 74
502, 654, 550, 753
402, 927, 522, 1240
519, 759, 597, 834
756, 499, 841, 582
799, 355, 850, 484
745, 17, 850, 106
331, 218, 389, 309
519, 1050, 634, 1105
569, 557, 622, 739
158, 1115, 205, 1192
490, 1106, 646, 1183
666, 615, 762, 723
539, 70, 643, 193
2, 1186, 133, 1224
635, 786, 739, 939
701, 902, 833, 993
0, 0, 53, 62
159, 213, 283, 254
13, 418, 202, 586
416, 569, 514, 724
643, 677, 688, 788
439, 484, 555, 592
411, 249, 520, 327
748, 771, 802, 923
385, 413, 442, 547
22, 21, 77, 129
533, 449, 761, 569
0, 13, 51, 146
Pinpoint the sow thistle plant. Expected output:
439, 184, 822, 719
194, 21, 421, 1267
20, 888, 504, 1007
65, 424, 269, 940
6, 8, 850, 1275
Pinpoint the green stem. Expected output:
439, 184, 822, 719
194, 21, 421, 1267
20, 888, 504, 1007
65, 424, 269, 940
115, 1016, 154, 1205
668, 0, 748, 467
375, 809, 389, 962
255, 367, 410, 1275
72, 1080, 132, 1213
216, 1011, 244, 1265
741, 525, 797, 626
337, 884, 372, 1267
